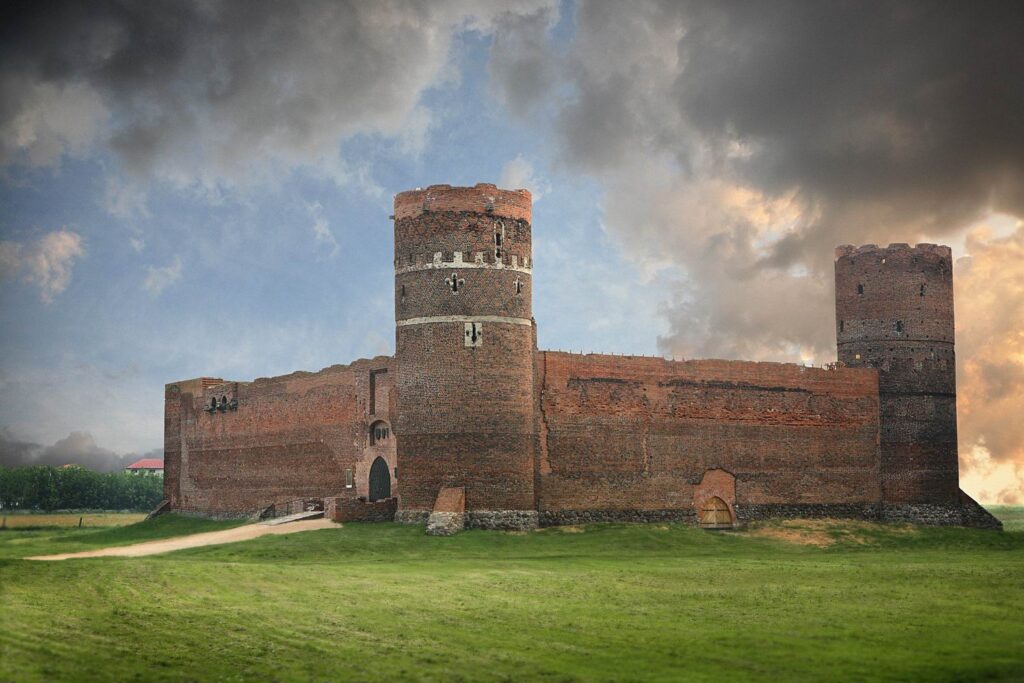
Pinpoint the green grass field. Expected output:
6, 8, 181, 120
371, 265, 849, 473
1, 511, 1022, 682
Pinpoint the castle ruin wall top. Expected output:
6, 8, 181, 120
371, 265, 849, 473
394, 184, 532, 222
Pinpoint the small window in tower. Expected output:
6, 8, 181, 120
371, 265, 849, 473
857, 284, 864, 295
400, 284, 406, 301
494, 221, 505, 261
345, 469, 354, 488
920, 284, 926, 297
895, 320, 904, 333
839, 320, 844, 333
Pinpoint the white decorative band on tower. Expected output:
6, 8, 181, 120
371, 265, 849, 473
396, 315, 533, 327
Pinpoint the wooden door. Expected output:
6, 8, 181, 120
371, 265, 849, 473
700, 496, 732, 528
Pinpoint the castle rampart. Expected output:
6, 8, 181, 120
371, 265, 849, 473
162, 187, 1000, 530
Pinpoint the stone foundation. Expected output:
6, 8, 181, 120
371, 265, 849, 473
464, 510, 538, 530
735, 503, 883, 523
540, 509, 697, 527
395, 510, 430, 524
426, 511, 465, 536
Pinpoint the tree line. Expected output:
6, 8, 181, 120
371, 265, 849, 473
0, 465, 164, 511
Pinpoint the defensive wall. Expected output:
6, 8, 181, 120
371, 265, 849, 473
162, 184, 1001, 530
164, 357, 396, 517
534, 352, 882, 525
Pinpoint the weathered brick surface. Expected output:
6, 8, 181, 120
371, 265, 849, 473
163, 185, 999, 531
164, 357, 396, 517
395, 185, 535, 519
835, 243, 959, 503
535, 352, 883, 516
325, 494, 397, 523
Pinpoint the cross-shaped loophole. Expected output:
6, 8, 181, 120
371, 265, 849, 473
445, 272, 465, 294
514, 277, 523, 295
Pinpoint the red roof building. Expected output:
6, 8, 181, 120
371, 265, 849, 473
125, 458, 164, 474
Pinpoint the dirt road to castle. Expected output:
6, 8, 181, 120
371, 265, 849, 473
26, 518, 338, 561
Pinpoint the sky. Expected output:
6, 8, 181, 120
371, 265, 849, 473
0, 0, 1022, 504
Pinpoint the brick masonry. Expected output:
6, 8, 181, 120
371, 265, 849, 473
163, 186, 1001, 531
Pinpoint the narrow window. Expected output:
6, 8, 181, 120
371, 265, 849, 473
920, 284, 925, 297
345, 469, 354, 488
839, 320, 844, 333
857, 284, 864, 295
494, 221, 505, 261
895, 320, 903, 333
400, 284, 406, 301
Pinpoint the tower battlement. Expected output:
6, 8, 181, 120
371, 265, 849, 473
394, 183, 532, 222
834, 242, 952, 260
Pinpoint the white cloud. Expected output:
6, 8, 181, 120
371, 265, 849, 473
103, 177, 150, 220
143, 256, 183, 295
0, 230, 86, 303
499, 154, 550, 201
308, 202, 340, 258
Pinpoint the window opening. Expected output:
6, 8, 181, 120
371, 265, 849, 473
920, 284, 925, 297
370, 420, 390, 445
857, 284, 864, 295
494, 221, 505, 260
514, 277, 523, 295
839, 320, 844, 333
895, 320, 904, 333
345, 468, 354, 488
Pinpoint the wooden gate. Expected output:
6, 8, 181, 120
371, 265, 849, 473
369, 457, 391, 502
699, 496, 733, 529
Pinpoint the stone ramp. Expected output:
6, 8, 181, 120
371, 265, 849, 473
26, 518, 337, 561
262, 510, 324, 526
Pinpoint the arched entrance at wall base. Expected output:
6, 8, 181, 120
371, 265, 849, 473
369, 457, 392, 502
694, 468, 737, 529
699, 496, 733, 529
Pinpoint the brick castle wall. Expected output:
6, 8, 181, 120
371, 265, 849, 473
163, 357, 396, 516
535, 352, 882, 517
835, 243, 959, 503
394, 184, 536, 516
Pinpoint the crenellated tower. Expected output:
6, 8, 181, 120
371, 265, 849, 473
834, 243, 959, 505
393, 184, 537, 529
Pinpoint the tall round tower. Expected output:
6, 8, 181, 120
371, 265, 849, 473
834, 243, 959, 504
393, 184, 537, 529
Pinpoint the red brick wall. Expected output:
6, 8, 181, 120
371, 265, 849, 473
164, 356, 396, 516
535, 352, 882, 513
835, 243, 959, 503
394, 184, 535, 513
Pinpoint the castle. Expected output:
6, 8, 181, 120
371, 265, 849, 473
163, 184, 1001, 532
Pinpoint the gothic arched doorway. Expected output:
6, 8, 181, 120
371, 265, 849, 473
369, 457, 391, 501
699, 496, 733, 529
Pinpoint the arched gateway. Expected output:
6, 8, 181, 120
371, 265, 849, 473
369, 457, 391, 501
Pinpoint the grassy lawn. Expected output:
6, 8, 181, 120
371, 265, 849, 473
0, 511, 1022, 682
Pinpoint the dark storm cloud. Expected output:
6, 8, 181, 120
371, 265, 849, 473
488, 0, 1024, 490
0, 429, 152, 471
673, 0, 1024, 264
0, 0, 554, 182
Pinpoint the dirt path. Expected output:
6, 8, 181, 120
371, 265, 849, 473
27, 518, 339, 561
